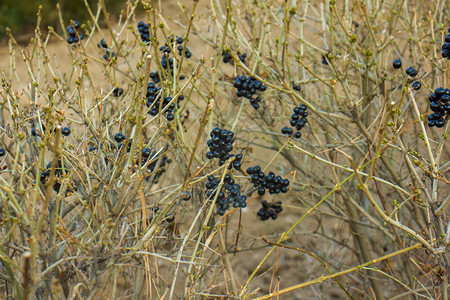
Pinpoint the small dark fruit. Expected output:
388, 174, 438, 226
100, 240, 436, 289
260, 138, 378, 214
114, 132, 126, 143
181, 191, 191, 201
405, 67, 418, 77
435, 118, 445, 128
292, 81, 301, 91
411, 81, 421, 90
142, 148, 152, 158
435, 87, 446, 97
445, 34, 450, 43
392, 59, 402, 69
61, 127, 71, 136
165, 214, 175, 223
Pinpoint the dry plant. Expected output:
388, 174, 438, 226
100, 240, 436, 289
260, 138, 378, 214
0, 0, 449, 299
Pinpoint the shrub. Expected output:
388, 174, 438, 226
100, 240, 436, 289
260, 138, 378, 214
0, 0, 449, 299
0, 0, 123, 40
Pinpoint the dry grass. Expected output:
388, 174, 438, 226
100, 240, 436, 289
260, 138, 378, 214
0, 0, 449, 299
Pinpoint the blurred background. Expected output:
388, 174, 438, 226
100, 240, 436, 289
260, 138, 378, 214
0, 0, 125, 42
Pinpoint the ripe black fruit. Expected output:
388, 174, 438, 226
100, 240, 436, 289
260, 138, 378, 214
205, 174, 247, 215
405, 67, 418, 77
165, 214, 175, 223
98, 39, 108, 49
66, 21, 85, 44
142, 148, 152, 158
114, 132, 126, 143
181, 191, 191, 201
257, 200, 282, 221
393, 59, 402, 69
292, 81, 301, 91
412, 81, 421, 90
113, 87, 124, 97
426, 87, 450, 128
206, 127, 237, 168
282, 105, 308, 138
61, 127, 71, 136
137, 21, 150, 43
233, 76, 266, 109
247, 166, 290, 196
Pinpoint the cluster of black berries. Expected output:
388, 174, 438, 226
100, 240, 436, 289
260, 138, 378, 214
149, 71, 161, 84
161, 55, 175, 73
157, 36, 191, 80
66, 21, 85, 44
112, 87, 124, 97
233, 76, 267, 109
98, 39, 116, 61
114, 132, 133, 152
292, 81, 301, 91
205, 174, 247, 216
281, 104, 308, 139
0, 148, 5, 157
146, 82, 184, 121
257, 200, 282, 221
441, 28, 450, 60
137, 21, 150, 43
222, 50, 246, 64
141, 148, 171, 183
246, 166, 290, 195
393, 60, 421, 89
160, 35, 191, 58
40, 159, 72, 193
427, 87, 450, 128
206, 127, 241, 170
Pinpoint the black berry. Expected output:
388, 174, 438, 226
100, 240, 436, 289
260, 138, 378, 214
181, 191, 191, 201
412, 81, 421, 90
233, 76, 266, 109
445, 34, 450, 43
257, 200, 282, 221
114, 132, 126, 143
113, 87, 124, 97
137, 21, 150, 43
426, 87, 450, 128
98, 38, 108, 49
405, 67, 418, 77
61, 127, 71, 136
282, 105, 308, 138
393, 59, 402, 69
165, 214, 175, 223
292, 81, 301, 91
205, 174, 247, 215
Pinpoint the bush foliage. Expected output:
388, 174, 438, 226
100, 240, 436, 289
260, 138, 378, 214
0, 0, 123, 38
0, 0, 449, 299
